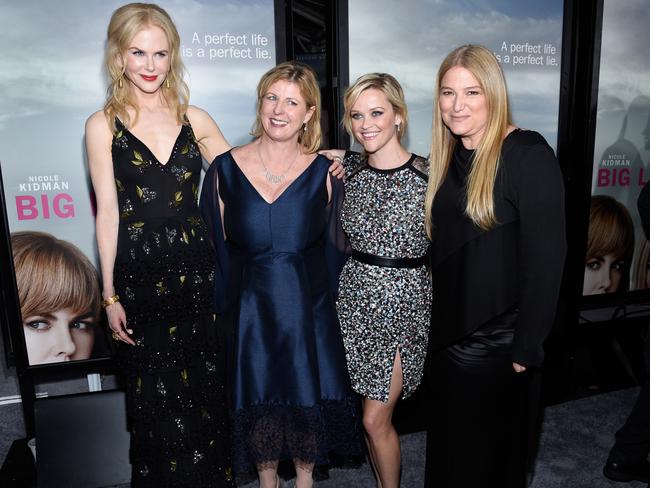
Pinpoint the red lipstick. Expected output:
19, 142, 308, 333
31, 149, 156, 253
141, 75, 157, 82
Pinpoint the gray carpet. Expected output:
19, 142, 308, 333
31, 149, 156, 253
0, 387, 646, 487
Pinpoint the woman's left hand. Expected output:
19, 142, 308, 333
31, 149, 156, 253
320, 149, 346, 179
513, 362, 527, 373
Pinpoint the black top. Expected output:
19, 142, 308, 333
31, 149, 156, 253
638, 180, 650, 239
429, 129, 566, 366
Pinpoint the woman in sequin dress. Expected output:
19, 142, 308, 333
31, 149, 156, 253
86, 4, 235, 486
336, 73, 431, 488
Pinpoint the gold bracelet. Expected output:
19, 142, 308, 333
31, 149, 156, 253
102, 294, 120, 308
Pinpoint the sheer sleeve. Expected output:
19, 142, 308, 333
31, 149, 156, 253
199, 156, 230, 314
324, 172, 350, 296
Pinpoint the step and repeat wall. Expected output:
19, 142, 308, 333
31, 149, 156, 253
0, 0, 276, 367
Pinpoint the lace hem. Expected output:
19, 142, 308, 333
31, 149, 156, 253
231, 398, 363, 476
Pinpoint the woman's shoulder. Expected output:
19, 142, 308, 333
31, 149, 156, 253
504, 129, 553, 152
186, 104, 208, 120
410, 153, 430, 178
206, 146, 234, 171
501, 129, 561, 186
85, 110, 110, 133
502, 129, 556, 168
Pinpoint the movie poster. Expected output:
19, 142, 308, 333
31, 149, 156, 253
348, 0, 563, 156
586, 0, 650, 296
0, 0, 276, 366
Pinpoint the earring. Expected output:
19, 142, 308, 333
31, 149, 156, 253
118, 77, 123, 89
396, 122, 401, 132
166, 78, 170, 89
303, 123, 307, 132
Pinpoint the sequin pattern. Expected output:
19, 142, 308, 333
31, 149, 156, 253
337, 152, 432, 401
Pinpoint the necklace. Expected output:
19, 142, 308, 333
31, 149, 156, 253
257, 144, 301, 185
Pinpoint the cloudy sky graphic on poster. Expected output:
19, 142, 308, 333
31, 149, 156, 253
348, 0, 563, 156
0, 0, 275, 263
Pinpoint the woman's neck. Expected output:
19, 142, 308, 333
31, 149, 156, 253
257, 135, 303, 161
131, 88, 168, 112
367, 139, 410, 169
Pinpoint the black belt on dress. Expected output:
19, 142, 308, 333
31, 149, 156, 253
351, 249, 427, 268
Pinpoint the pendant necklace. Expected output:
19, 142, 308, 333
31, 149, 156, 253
258, 144, 300, 185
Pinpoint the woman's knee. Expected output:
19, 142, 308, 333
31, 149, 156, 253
363, 404, 391, 437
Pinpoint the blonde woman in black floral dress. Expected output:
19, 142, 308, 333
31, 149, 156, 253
85, 4, 234, 487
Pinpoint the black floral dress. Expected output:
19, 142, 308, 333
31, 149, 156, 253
111, 119, 235, 487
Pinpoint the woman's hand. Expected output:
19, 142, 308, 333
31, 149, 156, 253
512, 362, 527, 373
106, 302, 135, 345
320, 149, 346, 179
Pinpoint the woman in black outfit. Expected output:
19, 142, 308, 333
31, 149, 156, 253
423, 44, 566, 488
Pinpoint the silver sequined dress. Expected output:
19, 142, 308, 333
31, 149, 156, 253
337, 152, 432, 402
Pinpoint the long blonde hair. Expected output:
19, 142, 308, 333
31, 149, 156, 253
343, 73, 408, 141
251, 61, 322, 153
425, 44, 512, 237
103, 2, 189, 132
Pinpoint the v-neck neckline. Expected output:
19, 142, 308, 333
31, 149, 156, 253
119, 121, 185, 167
229, 150, 318, 205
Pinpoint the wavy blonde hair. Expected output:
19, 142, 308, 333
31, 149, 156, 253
343, 72, 408, 141
425, 44, 512, 237
103, 2, 189, 132
11, 231, 101, 321
251, 61, 322, 153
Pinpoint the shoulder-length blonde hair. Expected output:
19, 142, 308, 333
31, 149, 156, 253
104, 2, 189, 132
343, 72, 408, 142
425, 44, 512, 237
251, 61, 322, 153
11, 231, 101, 321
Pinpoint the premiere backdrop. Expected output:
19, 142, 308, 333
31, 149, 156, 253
348, 0, 563, 156
588, 0, 650, 296
0, 0, 276, 366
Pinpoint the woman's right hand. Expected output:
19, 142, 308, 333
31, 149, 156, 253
106, 302, 135, 345
319, 149, 346, 179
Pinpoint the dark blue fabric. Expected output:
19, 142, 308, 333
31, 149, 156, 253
200, 151, 360, 473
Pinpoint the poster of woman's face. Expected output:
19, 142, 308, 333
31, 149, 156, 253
11, 231, 103, 365
583, 195, 634, 295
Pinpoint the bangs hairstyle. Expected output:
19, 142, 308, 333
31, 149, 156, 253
586, 195, 634, 263
425, 44, 512, 238
103, 2, 189, 132
343, 72, 408, 141
251, 61, 322, 153
11, 232, 101, 321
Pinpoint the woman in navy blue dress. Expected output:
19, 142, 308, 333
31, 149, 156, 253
201, 62, 360, 488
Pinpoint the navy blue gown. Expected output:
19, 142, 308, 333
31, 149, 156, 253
200, 151, 361, 476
